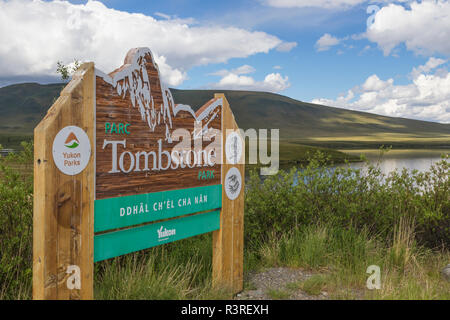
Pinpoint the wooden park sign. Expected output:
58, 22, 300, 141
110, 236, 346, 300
33, 47, 245, 299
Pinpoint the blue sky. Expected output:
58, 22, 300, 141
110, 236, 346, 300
0, 0, 449, 122
93, 0, 426, 100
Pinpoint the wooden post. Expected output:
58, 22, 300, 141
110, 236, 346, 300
212, 93, 245, 295
33, 63, 95, 300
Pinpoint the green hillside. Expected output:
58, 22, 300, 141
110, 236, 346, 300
0, 83, 65, 135
0, 83, 65, 148
170, 89, 450, 149
0, 83, 449, 151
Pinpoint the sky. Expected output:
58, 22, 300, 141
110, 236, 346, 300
0, 0, 449, 123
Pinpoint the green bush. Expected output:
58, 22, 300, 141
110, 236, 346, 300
245, 151, 449, 249
0, 142, 33, 299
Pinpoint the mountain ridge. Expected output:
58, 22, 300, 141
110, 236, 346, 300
0, 82, 449, 150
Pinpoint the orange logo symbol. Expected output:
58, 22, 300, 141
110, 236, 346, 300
64, 132, 79, 149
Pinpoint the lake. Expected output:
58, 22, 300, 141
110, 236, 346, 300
338, 149, 449, 175
265, 148, 449, 186
251, 149, 449, 180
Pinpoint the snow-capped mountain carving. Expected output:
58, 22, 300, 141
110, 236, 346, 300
95, 47, 221, 142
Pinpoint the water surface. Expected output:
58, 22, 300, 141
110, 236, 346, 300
339, 149, 449, 175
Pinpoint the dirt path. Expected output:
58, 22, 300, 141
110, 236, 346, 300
235, 267, 329, 300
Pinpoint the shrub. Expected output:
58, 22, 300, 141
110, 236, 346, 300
0, 142, 33, 299
245, 151, 449, 249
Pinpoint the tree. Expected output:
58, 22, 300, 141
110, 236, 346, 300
56, 59, 81, 81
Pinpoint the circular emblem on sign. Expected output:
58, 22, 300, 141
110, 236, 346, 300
225, 132, 243, 165
52, 126, 91, 176
225, 167, 242, 201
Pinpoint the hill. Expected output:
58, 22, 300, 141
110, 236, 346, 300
0, 83, 65, 135
0, 83, 449, 150
170, 89, 450, 149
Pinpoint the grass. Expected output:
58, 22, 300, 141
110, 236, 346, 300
277, 141, 360, 164
244, 140, 362, 171
94, 217, 449, 300
300, 275, 328, 296
94, 234, 232, 300
0, 135, 33, 150
93, 219, 449, 300
292, 137, 450, 150
341, 148, 450, 160
95, 250, 225, 300
246, 222, 450, 300
285, 281, 302, 291
266, 289, 291, 300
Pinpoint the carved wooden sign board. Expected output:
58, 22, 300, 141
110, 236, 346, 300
33, 47, 245, 300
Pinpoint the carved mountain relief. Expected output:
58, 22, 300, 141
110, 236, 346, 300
95, 48, 222, 199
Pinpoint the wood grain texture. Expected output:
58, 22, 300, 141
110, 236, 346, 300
212, 93, 245, 295
33, 63, 95, 300
95, 50, 222, 200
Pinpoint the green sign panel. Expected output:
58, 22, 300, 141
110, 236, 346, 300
94, 210, 220, 262
94, 184, 222, 233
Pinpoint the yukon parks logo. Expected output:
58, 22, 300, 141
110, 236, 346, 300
64, 132, 80, 149
53, 126, 91, 176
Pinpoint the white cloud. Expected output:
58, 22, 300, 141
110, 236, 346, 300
359, 45, 372, 55
311, 60, 450, 123
210, 65, 290, 93
273, 65, 282, 69
410, 57, 447, 78
263, 0, 367, 9
154, 12, 171, 20
209, 65, 256, 77
276, 41, 298, 52
233, 65, 257, 75
367, 1, 450, 56
362, 74, 393, 91
153, 56, 188, 87
0, 0, 289, 86
315, 33, 341, 52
